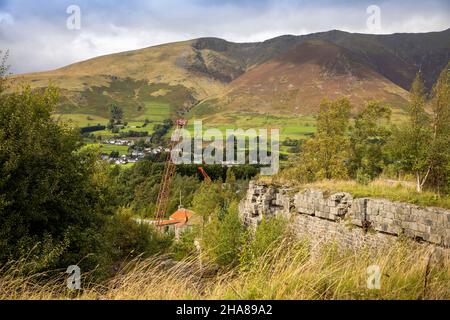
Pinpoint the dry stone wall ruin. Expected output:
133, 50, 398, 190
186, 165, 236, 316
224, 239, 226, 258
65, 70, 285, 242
239, 182, 450, 255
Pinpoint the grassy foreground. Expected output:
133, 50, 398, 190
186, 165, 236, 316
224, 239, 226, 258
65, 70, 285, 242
1, 236, 448, 300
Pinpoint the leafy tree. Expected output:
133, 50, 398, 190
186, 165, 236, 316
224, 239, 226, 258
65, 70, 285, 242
223, 168, 239, 202
166, 175, 202, 216
191, 181, 224, 227
110, 151, 120, 159
110, 104, 124, 124
239, 216, 288, 269
296, 98, 351, 181
202, 201, 243, 267
107, 119, 115, 130
104, 208, 172, 262
349, 101, 392, 181
152, 119, 172, 144
111, 126, 120, 134
0, 60, 114, 268
228, 165, 259, 180
172, 228, 198, 261
427, 63, 450, 194
388, 73, 432, 192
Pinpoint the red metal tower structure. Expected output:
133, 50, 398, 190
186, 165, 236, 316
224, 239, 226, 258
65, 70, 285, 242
197, 166, 211, 183
154, 119, 187, 226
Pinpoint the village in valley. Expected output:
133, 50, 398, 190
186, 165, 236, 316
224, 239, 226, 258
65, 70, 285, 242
80, 105, 173, 165
99, 137, 170, 165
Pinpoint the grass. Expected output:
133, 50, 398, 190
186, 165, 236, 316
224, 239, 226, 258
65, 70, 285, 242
54, 84, 172, 138
120, 163, 136, 169
52, 113, 109, 127
14, 39, 226, 102
186, 112, 317, 141
103, 122, 155, 137
305, 179, 450, 210
133, 102, 171, 122
89, 124, 155, 139
125, 121, 156, 133
88, 143, 129, 156
1, 236, 448, 300
55, 113, 156, 139
261, 176, 450, 210
53, 78, 196, 130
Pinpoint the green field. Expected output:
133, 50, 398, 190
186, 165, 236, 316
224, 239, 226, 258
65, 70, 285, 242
52, 77, 319, 146
55, 114, 157, 139
133, 102, 171, 122
53, 113, 110, 127
56, 79, 192, 121
95, 144, 130, 156
92, 122, 155, 139
185, 112, 317, 141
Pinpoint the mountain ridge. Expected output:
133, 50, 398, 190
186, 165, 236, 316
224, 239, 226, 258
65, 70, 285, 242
199, 40, 410, 116
10, 29, 450, 126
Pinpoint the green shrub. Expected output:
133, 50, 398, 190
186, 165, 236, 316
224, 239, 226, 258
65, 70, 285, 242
103, 208, 173, 263
240, 216, 288, 269
172, 228, 199, 261
202, 202, 244, 268
0, 84, 114, 271
356, 168, 372, 185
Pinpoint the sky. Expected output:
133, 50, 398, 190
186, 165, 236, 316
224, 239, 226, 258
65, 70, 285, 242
1, 0, 449, 74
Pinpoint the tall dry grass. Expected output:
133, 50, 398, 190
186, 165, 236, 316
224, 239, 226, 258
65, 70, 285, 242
209, 238, 449, 300
1, 237, 449, 300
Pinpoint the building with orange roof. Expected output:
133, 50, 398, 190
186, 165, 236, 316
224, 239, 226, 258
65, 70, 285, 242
156, 207, 199, 239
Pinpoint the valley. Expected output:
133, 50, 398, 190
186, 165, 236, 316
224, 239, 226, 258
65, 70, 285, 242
2, 0, 450, 304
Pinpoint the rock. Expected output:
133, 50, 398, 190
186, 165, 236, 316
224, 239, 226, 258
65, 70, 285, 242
239, 182, 450, 253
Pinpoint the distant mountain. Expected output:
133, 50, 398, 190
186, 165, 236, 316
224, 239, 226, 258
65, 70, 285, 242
10, 29, 450, 124
191, 28, 450, 91
303, 29, 450, 91
206, 40, 410, 116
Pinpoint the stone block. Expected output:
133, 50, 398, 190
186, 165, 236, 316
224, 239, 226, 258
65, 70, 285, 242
428, 234, 442, 245
444, 236, 450, 247
417, 224, 431, 234
241, 184, 450, 254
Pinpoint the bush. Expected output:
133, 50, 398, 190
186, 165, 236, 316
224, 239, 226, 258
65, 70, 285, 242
356, 168, 372, 185
103, 208, 173, 264
240, 216, 288, 269
14, 233, 70, 275
0, 85, 114, 271
172, 228, 199, 261
80, 125, 106, 134
202, 202, 244, 268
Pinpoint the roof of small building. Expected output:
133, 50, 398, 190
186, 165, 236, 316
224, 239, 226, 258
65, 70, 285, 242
170, 208, 194, 222
156, 220, 179, 227
151, 208, 199, 229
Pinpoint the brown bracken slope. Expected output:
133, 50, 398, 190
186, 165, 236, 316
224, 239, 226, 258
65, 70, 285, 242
215, 40, 410, 115
9, 29, 450, 122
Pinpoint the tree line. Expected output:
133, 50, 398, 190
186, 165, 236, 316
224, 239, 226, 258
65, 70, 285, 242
293, 64, 450, 194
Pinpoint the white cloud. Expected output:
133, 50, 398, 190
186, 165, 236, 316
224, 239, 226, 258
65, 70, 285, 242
0, 11, 14, 25
1, 0, 449, 74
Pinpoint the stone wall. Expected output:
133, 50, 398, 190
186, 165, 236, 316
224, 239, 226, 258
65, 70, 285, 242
239, 182, 450, 255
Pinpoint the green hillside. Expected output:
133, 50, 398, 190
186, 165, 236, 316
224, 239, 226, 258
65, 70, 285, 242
10, 29, 450, 137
